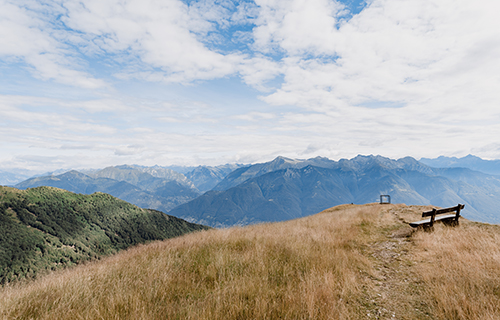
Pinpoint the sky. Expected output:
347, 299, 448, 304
1, 0, 500, 173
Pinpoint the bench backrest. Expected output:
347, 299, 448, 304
422, 204, 465, 218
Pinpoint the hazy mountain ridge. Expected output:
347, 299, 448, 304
90, 165, 199, 195
131, 165, 193, 183
0, 185, 208, 284
212, 155, 437, 192
0, 170, 30, 186
420, 154, 500, 176
15, 168, 200, 213
185, 164, 245, 192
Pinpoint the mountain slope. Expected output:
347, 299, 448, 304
213, 156, 336, 191
0, 186, 208, 284
3, 204, 500, 319
170, 166, 354, 227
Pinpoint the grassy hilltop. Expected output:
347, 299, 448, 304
0, 186, 208, 284
2, 203, 500, 319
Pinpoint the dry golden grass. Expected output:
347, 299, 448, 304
0, 204, 378, 320
2, 203, 500, 320
412, 222, 500, 319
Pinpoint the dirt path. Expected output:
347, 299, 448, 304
360, 206, 430, 320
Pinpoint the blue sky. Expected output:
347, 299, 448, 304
1, 0, 500, 172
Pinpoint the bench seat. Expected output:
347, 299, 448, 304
409, 214, 457, 228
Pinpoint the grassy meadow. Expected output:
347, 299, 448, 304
2, 203, 500, 319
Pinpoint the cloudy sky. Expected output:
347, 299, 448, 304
1, 0, 500, 172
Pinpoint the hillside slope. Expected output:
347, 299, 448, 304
0, 186, 208, 284
2, 204, 500, 319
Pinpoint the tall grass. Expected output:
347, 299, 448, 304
412, 222, 500, 319
3, 203, 500, 320
0, 204, 378, 320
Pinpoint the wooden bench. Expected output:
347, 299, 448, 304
409, 204, 465, 229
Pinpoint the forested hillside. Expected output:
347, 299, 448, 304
0, 186, 208, 284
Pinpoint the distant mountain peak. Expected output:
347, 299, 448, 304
57, 170, 91, 179
114, 164, 137, 169
311, 156, 330, 160
339, 154, 388, 170
463, 154, 482, 160
271, 156, 300, 164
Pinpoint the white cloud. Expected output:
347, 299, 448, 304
1, 0, 280, 89
256, 0, 500, 113
0, 0, 107, 88
60, 0, 240, 83
238, 55, 282, 91
231, 111, 276, 121
253, 0, 344, 55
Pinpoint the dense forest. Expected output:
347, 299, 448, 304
0, 186, 208, 284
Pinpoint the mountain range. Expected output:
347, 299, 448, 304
7, 154, 500, 227
171, 155, 500, 226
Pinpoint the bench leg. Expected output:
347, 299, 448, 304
420, 224, 434, 232
455, 206, 461, 226
430, 209, 436, 228
442, 219, 458, 227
